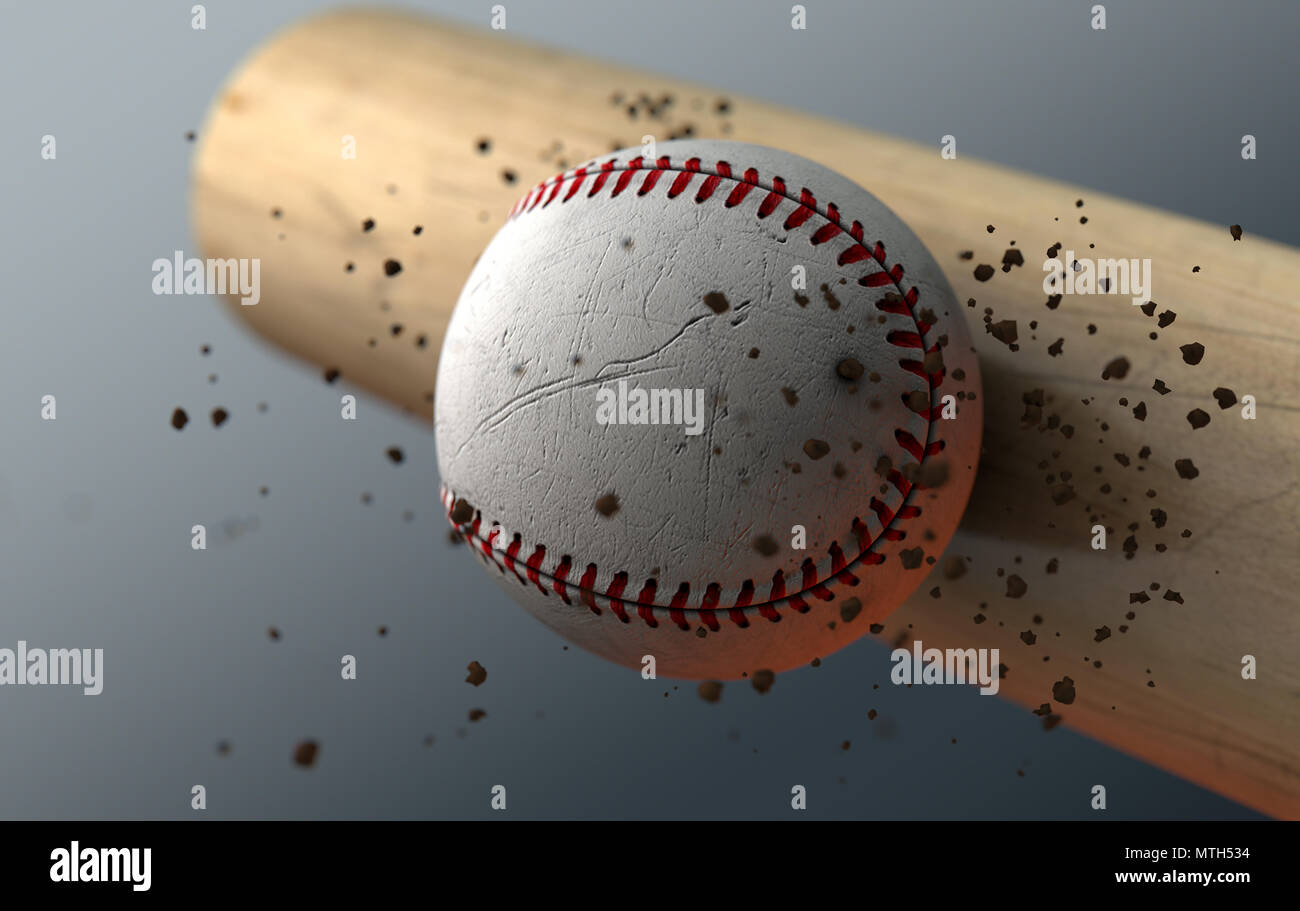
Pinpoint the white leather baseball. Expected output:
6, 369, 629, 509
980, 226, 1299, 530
436, 140, 982, 678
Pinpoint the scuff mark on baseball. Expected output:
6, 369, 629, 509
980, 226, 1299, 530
436, 140, 982, 678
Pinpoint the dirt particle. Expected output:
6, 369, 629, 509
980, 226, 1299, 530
383, 259, 402, 277
751, 669, 776, 694
1101, 357, 1130, 380
293, 740, 320, 768
450, 499, 475, 524
900, 547, 925, 570
386, 446, 404, 464
753, 534, 779, 557
1179, 342, 1205, 366
1186, 409, 1210, 430
781, 387, 799, 406
1021, 387, 1044, 424
1153, 379, 1171, 395
466, 661, 487, 686
1163, 590, 1184, 604
468, 709, 487, 722
1050, 483, 1076, 505
987, 319, 1018, 347
942, 556, 967, 580
594, 493, 620, 516
903, 458, 949, 488
1174, 458, 1199, 480
836, 358, 864, 381
1006, 575, 1028, 599
362, 218, 375, 232
973, 264, 995, 282
170, 408, 188, 430
1229, 224, 1243, 241
698, 681, 723, 703
1051, 677, 1076, 705
748, 347, 760, 359
703, 291, 729, 313
839, 598, 863, 623
1212, 387, 1237, 409
820, 283, 842, 310
211, 407, 229, 428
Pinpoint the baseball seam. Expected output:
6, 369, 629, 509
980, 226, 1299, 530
443, 154, 947, 631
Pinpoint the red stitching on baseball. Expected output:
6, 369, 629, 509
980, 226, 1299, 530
448, 155, 950, 626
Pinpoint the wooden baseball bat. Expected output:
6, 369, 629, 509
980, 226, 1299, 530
190, 8, 1300, 817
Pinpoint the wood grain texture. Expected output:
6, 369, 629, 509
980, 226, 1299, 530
191, 8, 1300, 817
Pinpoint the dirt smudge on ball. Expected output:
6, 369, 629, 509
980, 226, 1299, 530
702, 291, 729, 313
803, 439, 830, 460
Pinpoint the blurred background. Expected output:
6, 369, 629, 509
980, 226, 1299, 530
1, 0, 1292, 819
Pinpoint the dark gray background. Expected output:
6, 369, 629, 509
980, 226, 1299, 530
1, 0, 1290, 819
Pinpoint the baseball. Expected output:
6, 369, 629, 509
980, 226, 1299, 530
436, 140, 982, 678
